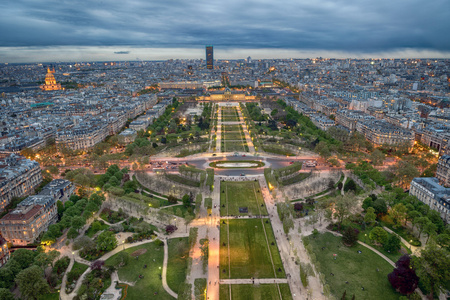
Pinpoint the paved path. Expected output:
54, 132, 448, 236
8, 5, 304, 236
162, 238, 178, 298
206, 176, 221, 300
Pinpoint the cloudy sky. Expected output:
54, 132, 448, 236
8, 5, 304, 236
1, 0, 449, 62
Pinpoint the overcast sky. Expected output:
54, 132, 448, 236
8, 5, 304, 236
1, 0, 449, 62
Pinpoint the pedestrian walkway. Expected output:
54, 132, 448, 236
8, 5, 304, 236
220, 278, 288, 284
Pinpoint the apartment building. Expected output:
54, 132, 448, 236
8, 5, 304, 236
436, 155, 450, 188
0, 154, 42, 211
409, 177, 450, 223
356, 119, 414, 148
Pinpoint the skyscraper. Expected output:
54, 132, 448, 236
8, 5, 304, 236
206, 45, 213, 69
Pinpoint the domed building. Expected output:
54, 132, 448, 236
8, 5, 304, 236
40, 67, 63, 91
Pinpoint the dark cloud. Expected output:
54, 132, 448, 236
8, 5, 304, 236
0, 0, 449, 53
114, 51, 130, 54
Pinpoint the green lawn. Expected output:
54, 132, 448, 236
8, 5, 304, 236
222, 115, 240, 122
167, 237, 190, 294
220, 219, 285, 279
223, 132, 244, 140
105, 242, 173, 300
38, 293, 60, 300
220, 181, 268, 216
306, 232, 401, 300
219, 284, 292, 300
224, 141, 247, 152
223, 125, 242, 132
160, 204, 195, 218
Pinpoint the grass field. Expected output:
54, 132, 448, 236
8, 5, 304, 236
223, 125, 242, 132
306, 232, 400, 300
223, 131, 244, 140
219, 284, 292, 300
222, 115, 240, 122
38, 293, 59, 300
105, 242, 173, 300
224, 141, 246, 152
160, 204, 195, 218
167, 237, 190, 294
220, 219, 285, 279
220, 181, 268, 216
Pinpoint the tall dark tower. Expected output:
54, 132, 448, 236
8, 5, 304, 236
206, 45, 213, 69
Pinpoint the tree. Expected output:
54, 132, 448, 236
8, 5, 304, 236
90, 260, 105, 270
364, 207, 376, 225
393, 160, 419, 188
424, 222, 437, 244
372, 198, 388, 216
333, 195, 354, 229
370, 149, 385, 165
294, 202, 304, 212
384, 235, 401, 253
20, 148, 35, 159
182, 194, 191, 208
343, 179, 357, 192
416, 216, 431, 239
167, 195, 178, 204
67, 227, 79, 240
96, 231, 117, 252
412, 243, 450, 298
435, 234, 450, 250
0, 288, 14, 300
15, 265, 50, 300
369, 227, 389, 245
166, 225, 177, 234
389, 203, 407, 226
11, 249, 36, 269
388, 255, 419, 295
342, 226, 359, 246
33, 250, 60, 268
71, 216, 86, 232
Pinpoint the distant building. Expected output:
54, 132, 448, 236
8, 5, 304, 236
409, 177, 450, 223
38, 179, 75, 203
206, 46, 213, 70
356, 119, 414, 148
0, 154, 42, 211
436, 155, 450, 187
0, 195, 57, 245
40, 67, 63, 91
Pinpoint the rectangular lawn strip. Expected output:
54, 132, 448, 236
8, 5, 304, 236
219, 221, 230, 279
225, 219, 285, 279
167, 237, 190, 294
224, 132, 244, 140
220, 181, 268, 216
225, 141, 246, 153
278, 284, 293, 300
306, 232, 400, 300
262, 220, 286, 278
218, 284, 291, 300
104, 242, 173, 300
219, 284, 230, 299
223, 125, 242, 132
222, 115, 239, 122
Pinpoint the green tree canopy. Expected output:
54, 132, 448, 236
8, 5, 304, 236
15, 265, 50, 300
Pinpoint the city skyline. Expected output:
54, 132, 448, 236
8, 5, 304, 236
1, 0, 449, 63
